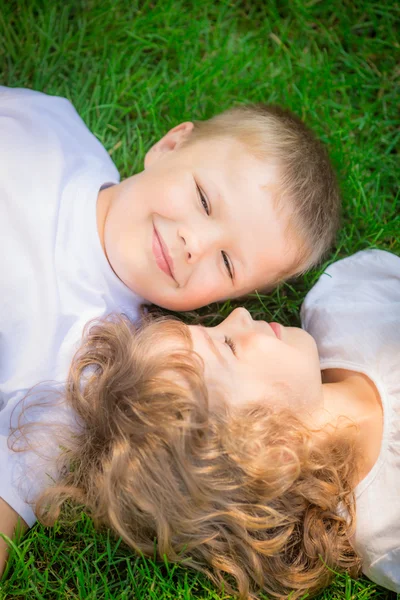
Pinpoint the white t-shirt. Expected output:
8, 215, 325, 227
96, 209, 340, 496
301, 249, 400, 592
0, 87, 143, 523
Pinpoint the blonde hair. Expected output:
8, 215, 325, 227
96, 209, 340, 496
187, 104, 341, 275
27, 315, 359, 599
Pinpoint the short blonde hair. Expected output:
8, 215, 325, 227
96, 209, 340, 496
31, 315, 359, 599
187, 105, 341, 276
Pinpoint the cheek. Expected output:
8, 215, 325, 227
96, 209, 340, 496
186, 263, 228, 306
175, 286, 221, 311
148, 169, 192, 215
277, 353, 321, 412
271, 346, 316, 386
242, 344, 314, 402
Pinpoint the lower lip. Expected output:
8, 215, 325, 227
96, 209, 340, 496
152, 228, 173, 279
269, 322, 282, 339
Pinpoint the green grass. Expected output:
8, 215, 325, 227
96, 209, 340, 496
0, 0, 399, 597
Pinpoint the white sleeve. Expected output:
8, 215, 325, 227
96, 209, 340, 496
0, 402, 37, 527
0, 391, 75, 528
302, 249, 400, 319
301, 249, 400, 369
364, 547, 400, 593
0, 438, 36, 527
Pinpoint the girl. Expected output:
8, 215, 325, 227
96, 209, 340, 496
1, 248, 399, 599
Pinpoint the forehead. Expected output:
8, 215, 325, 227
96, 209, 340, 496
190, 325, 226, 365
189, 138, 300, 291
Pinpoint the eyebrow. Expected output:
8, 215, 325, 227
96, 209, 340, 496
200, 327, 226, 364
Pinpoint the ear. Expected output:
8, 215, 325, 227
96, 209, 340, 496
144, 122, 194, 168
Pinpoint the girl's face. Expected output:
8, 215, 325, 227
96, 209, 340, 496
188, 308, 323, 415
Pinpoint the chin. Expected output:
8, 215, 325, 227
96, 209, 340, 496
286, 326, 313, 347
157, 299, 190, 311
159, 297, 200, 311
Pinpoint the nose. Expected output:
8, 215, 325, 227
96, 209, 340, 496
178, 224, 218, 263
229, 307, 254, 327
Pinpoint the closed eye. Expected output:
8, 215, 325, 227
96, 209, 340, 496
222, 251, 234, 280
224, 335, 236, 355
196, 183, 210, 216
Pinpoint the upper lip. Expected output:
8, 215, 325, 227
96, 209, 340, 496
154, 226, 176, 281
268, 322, 281, 339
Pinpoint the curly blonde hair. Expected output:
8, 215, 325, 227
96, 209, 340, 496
27, 315, 360, 599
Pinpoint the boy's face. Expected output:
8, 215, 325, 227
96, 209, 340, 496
98, 123, 299, 311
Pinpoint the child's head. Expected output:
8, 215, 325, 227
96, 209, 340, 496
36, 313, 360, 600
97, 105, 340, 310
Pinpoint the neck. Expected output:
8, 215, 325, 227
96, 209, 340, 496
314, 370, 383, 484
96, 185, 114, 254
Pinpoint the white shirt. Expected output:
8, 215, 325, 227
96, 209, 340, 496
302, 249, 400, 592
0, 87, 142, 523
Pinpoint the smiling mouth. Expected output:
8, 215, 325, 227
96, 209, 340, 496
152, 226, 175, 281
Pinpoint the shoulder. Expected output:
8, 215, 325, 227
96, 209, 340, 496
300, 249, 400, 371
0, 86, 80, 161
0, 86, 118, 181
0, 86, 99, 158
323, 249, 400, 281
0, 85, 77, 119
0, 86, 79, 139
302, 249, 400, 314
362, 546, 400, 593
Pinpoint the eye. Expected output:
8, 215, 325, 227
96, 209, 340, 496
197, 184, 210, 216
222, 251, 234, 280
224, 335, 236, 355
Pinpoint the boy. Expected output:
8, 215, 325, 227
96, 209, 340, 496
0, 86, 339, 406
